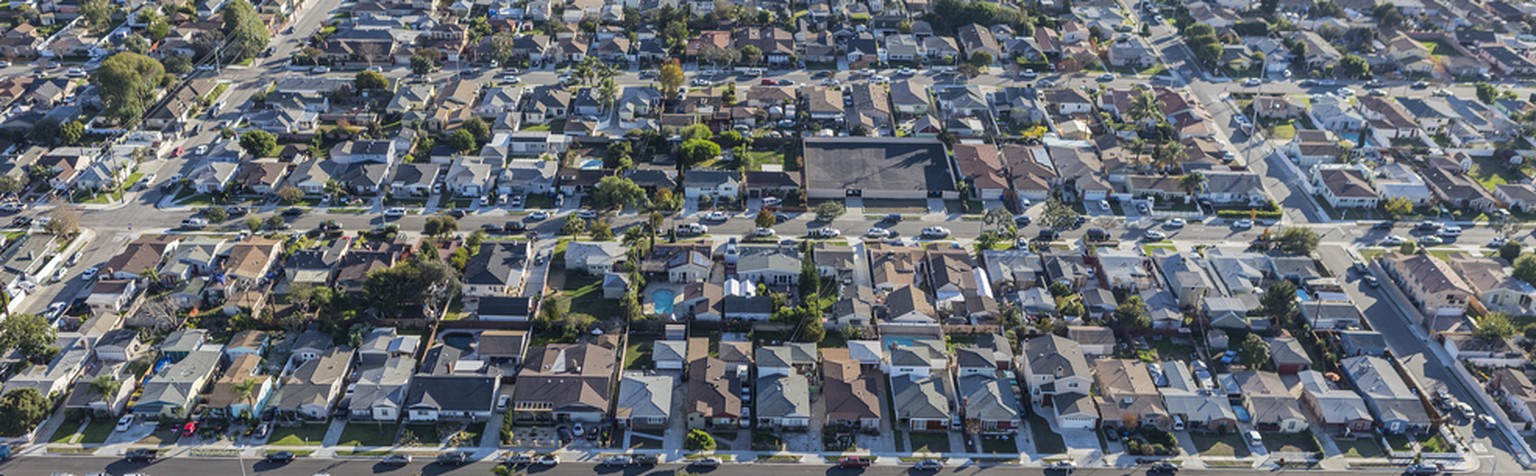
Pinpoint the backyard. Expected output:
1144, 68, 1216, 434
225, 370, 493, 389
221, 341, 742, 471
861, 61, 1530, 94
623, 338, 653, 369
556, 273, 621, 318
1468, 155, 1526, 191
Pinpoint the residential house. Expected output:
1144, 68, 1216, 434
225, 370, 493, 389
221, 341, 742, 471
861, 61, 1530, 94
1381, 252, 1473, 319
617, 373, 674, 429
1161, 362, 1237, 432
564, 241, 626, 275
1312, 164, 1379, 209
92, 328, 145, 363
462, 241, 530, 298
1020, 335, 1097, 428
1230, 371, 1308, 433
511, 343, 616, 423
1489, 369, 1536, 431
205, 354, 275, 419
272, 347, 353, 421
1298, 369, 1375, 435
757, 373, 812, 430
1342, 356, 1431, 434
687, 355, 745, 430
822, 348, 882, 432
1095, 359, 1170, 430
132, 350, 222, 419
1448, 254, 1536, 316
347, 356, 414, 421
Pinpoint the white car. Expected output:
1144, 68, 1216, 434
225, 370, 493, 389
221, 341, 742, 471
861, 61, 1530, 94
1233, 219, 1254, 229
1383, 235, 1406, 245
921, 226, 951, 238
383, 207, 406, 218
1097, 199, 1111, 210
761, 196, 783, 206
528, 210, 549, 220
865, 228, 891, 238
502, 75, 520, 84
1489, 237, 1509, 248
705, 211, 728, 221
496, 394, 511, 412
1143, 230, 1167, 241
754, 227, 776, 237
1243, 78, 1262, 86
535, 455, 560, 466
811, 227, 841, 238
692, 78, 712, 86
578, 209, 598, 219
312, 66, 331, 74
80, 266, 98, 281
115, 415, 135, 432
1421, 235, 1444, 245
1437, 225, 1463, 237
1164, 218, 1186, 228
52, 267, 68, 283
871, 75, 890, 84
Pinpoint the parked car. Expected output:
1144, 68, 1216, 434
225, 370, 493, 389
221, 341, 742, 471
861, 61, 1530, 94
436, 451, 471, 466
253, 422, 270, 438
535, 454, 560, 466
601, 455, 632, 467
80, 266, 98, 281
705, 211, 728, 221
383, 207, 406, 218
865, 228, 891, 238
761, 196, 783, 206
382, 454, 412, 465
754, 227, 776, 237
266, 451, 296, 463
837, 457, 872, 469
691, 457, 722, 468
528, 210, 549, 220
1232, 219, 1254, 229
1164, 218, 1186, 228
1437, 225, 1462, 237
1382, 235, 1406, 245
810, 227, 840, 238
914, 459, 944, 471
124, 449, 158, 462
1149, 461, 1179, 474
115, 415, 135, 432
503, 453, 533, 465
920, 226, 951, 238
1143, 230, 1167, 241
1421, 235, 1444, 245
634, 455, 659, 466
503, 221, 527, 233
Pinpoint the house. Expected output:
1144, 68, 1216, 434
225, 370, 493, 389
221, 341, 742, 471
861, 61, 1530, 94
890, 372, 951, 431
132, 350, 222, 419
736, 245, 801, 287
1337, 330, 1389, 358
756, 343, 818, 377
62, 362, 136, 417
290, 329, 336, 364
92, 328, 145, 363
389, 163, 441, 197
687, 355, 745, 430
1066, 326, 1116, 357
1381, 253, 1473, 319
1297, 370, 1375, 436
205, 354, 275, 419
757, 373, 812, 430
223, 238, 282, 285
1495, 183, 1536, 212
462, 242, 530, 297
564, 241, 626, 275
1251, 95, 1305, 120
347, 356, 414, 421
1230, 371, 1308, 433
500, 159, 557, 194
3, 339, 89, 401
271, 347, 353, 421
822, 348, 882, 432
1421, 162, 1498, 212
1200, 172, 1268, 207
884, 285, 938, 325
1488, 369, 1536, 431
1268, 337, 1314, 374
1095, 359, 1170, 430
848, 82, 893, 134
1020, 335, 1097, 428
1289, 31, 1342, 70
1440, 333, 1526, 368
477, 330, 528, 368
1309, 95, 1366, 134
1300, 298, 1365, 330
803, 137, 955, 200
889, 81, 931, 116
1108, 37, 1156, 68
1160, 362, 1237, 432
653, 340, 687, 370
522, 86, 572, 124
684, 170, 741, 200
405, 357, 502, 422
1312, 164, 1379, 209
957, 24, 1001, 62
512, 344, 616, 423
233, 160, 289, 195
953, 143, 1008, 200
616, 373, 674, 429
85, 279, 138, 314
1342, 356, 1431, 434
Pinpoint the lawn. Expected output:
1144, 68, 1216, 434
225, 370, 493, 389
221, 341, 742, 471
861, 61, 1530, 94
980, 435, 1019, 454
737, 150, 785, 171
79, 419, 115, 444
401, 424, 440, 445
266, 424, 328, 446
623, 339, 652, 369
1142, 243, 1177, 254
558, 273, 621, 318
1468, 155, 1524, 192
336, 422, 398, 447
1419, 38, 1462, 57
906, 432, 950, 453
1384, 433, 1413, 452
1027, 414, 1067, 454
1262, 431, 1321, 454
1267, 122, 1297, 140
1190, 432, 1250, 458
1335, 436, 1385, 458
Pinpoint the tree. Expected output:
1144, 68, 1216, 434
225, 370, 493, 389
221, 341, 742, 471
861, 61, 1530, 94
0, 388, 49, 436
0, 313, 57, 363
277, 186, 304, 203
1514, 254, 1536, 284
1399, 240, 1417, 255
93, 52, 166, 127
0, 176, 25, 195
1112, 295, 1150, 335
561, 215, 587, 236
90, 375, 121, 399
758, 208, 780, 230
1372, 3, 1406, 30
678, 139, 721, 166
411, 48, 443, 75
591, 219, 614, 241
1382, 197, 1413, 218
1261, 280, 1298, 324
1127, 90, 1162, 129
814, 201, 846, 222
605, 141, 632, 169
659, 59, 685, 98
1476, 82, 1500, 105
1239, 333, 1270, 369
969, 51, 994, 67
205, 206, 230, 222
1338, 54, 1371, 79
1179, 172, 1207, 196
424, 215, 459, 238
354, 70, 388, 91
124, 34, 151, 54
685, 429, 717, 451
680, 124, 714, 142
362, 258, 461, 317
238, 130, 278, 157
799, 314, 825, 343
590, 176, 647, 209
698, 45, 739, 67
1275, 227, 1319, 255
1499, 241, 1522, 263
446, 129, 477, 152
46, 206, 80, 235
1040, 196, 1081, 230
29, 119, 60, 145
1475, 312, 1517, 340
463, 117, 491, 145
81, 0, 114, 34
740, 44, 763, 65
60, 121, 85, 146
221, 0, 270, 62
161, 54, 194, 75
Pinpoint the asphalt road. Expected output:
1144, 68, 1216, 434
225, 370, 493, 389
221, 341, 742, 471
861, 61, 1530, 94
0, 456, 1411, 476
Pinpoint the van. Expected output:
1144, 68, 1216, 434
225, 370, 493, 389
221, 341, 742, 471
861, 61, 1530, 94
1086, 228, 1109, 242
180, 218, 208, 229
1246, 430, 1263, 447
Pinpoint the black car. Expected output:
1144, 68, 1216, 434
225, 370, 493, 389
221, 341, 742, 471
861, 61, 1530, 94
226, 206, 248, 216
10, 217, 31, 227
481, 223, 502, 233
125, 448, 158, 462
1372, 221, 1394, 230
1148, 462, 1179, 474
445, 209, 467, 218
1037, 229, 1060, 241
1403, 463, 1441, 475
634, 455, 659, 466
882, 213, 902, 223
265, 451, 296, 463
282, 207, 304, 217
503, 221, 526, 233
437, 451, 471, 466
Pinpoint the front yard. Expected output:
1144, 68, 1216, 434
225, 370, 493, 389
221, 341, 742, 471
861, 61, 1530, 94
904, 432, 950, 453
267, 424, 328, 446
336, 422, 399, 447
1027, 414, 1067, 454
1335, 436, 1385, 458
1190, 432, 1251, 458
1262, 431, 1322, 455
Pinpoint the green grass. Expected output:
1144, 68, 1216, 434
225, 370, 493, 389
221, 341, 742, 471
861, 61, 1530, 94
739, 150, 784, 171
521, 119, 565, 132
1268, 122, 1297, 140
336, 422, 398, 447
1419, 39, 1462, 57
558, 273, 621, 318
524, 193, 557, 209
624, 340, 652, 369
1190, 432, 1250, 458
980, 436, 1018, 454
78, 418, 115, 444
1468, 155, 1524, 192
266, 424, 328, 446
1142, 243, 1177, 254
401, 424, 440, 445
1262, 431, 1321, 454
1384, 433, 1412, 451
1335, 436, 1385, 458
1027, 413, 1067, 454
906, 432, 950, 453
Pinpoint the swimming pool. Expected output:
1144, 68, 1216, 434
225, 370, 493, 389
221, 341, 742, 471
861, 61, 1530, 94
441, 333, 475, 352
652, 289, 677, 315
578, 158, 604, 170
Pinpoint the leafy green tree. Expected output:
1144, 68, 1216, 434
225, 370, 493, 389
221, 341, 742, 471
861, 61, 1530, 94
60, 121, 85, 146
90, 375, 121, 399
659, 59, 685, 97
814, 201, 845, 222
354, 70, 388, 90
1338, 54, 1372, 79
238, 130, 278, 157
590, 176, 647, 209
1040, 196, 1081, 230
1261, 280, 1298, 323
969, 51, 993, 67
221, 0, 270, 61
204, 206, 230, 222
1499, 241, 1522, 262
1113, 295, 1150, 335
1476, 82, 1500, 105
277, 186, 304, 203
0, 314, 57, 363
755, 209, 776, 229
362, 258, 461, 317
560, 215, 587, 236
446, 129, 477, 152
605, 140, 632, 169
0, 176, 25, 195
424, 215, 458, 238
591, 219, 614, 240
411, 48, 443, 74
680, 124, 713, 142
0, 388, 49, 436
1475, 312, 1517, 340
81, 0, 114, 34
93, 52, 166, 127
161, 54, 193, 75
685, 429, 716, 451
1240, 333, 1270, 369
1382, 197, 1413, 218
1275, 227, 1319, 255
1513, 254, 1536, 284
678, 139, 720, 166
462, 117, 491, 144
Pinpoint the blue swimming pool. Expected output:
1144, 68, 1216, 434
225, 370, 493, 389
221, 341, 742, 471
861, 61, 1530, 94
579, 158, 604, 169
652, 289, 677, 315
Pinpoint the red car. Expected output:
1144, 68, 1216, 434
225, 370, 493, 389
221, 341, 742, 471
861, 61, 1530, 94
838, 457, 871, 469
173, 146, 184, 157
761, 78, 777, 85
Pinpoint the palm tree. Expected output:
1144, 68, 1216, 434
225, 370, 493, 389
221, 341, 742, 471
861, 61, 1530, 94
1154, 141, 1186, 172
323, 179, 347, 202
139, 268, 164, 292
234, 377, 260, 407
90, 375, 120, 399
1129, 137, 1149, 171
1179, 172, 1207, 198
1127, 90, 1161, 128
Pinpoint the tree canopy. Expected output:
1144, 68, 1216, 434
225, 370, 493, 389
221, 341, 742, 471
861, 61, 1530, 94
239, 130, 278, 158
590, 176, 647, 209
0, 388, 49, 436
221, 0, 270, 61
0, 314, 57, 364
93, 52, 166, 127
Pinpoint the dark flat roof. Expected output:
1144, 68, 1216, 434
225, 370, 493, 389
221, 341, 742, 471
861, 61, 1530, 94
802, 137, 953, 194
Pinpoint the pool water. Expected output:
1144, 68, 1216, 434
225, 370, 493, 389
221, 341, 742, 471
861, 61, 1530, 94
441, 333, 475, 352
578, 158, 604, 169
652, 289, 677, 315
